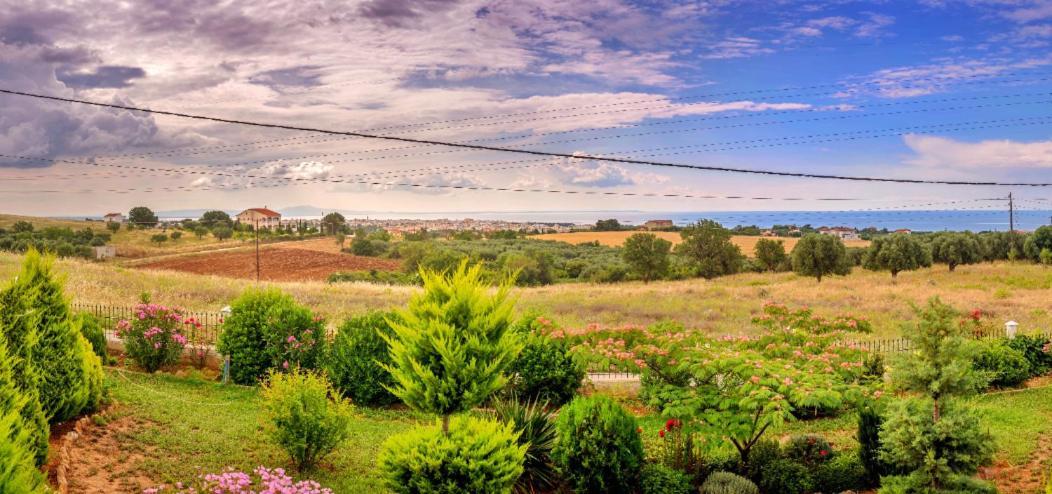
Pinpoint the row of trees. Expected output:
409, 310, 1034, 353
619, 222, 1052, 284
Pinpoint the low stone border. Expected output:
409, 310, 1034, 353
54, 407, 111, 494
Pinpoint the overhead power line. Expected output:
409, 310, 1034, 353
4, 88, 1052, 187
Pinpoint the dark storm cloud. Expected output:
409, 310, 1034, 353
249, 65, 324, 89
57, 65, 147, 88
358, 0, 462, 27
0, 9, 74, 46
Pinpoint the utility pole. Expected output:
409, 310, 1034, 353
254, 218, 260, 283
1008, 192, 1015, 233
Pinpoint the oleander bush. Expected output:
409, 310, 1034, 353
378, 415, 526, 494
552, 395, 644, 494
506, 315, 584, 407
218, 289, 325, 385
260, 370, 352, 471
783, 434, 834, 468
326, 311, 400, 406
973, 340, 1031, 388
117, 298, 188, 373
700, 472, 758, 494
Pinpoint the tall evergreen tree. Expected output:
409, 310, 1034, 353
0, 337, 47, 493
879, 298, 994, 492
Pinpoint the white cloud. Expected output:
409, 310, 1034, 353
548, 153, 668, 188
903, 134, 1052, 168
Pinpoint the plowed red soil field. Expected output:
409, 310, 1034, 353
136, 242, 400, 282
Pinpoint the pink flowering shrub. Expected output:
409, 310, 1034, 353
118, 296, 187, 373
143, 466, 332, 494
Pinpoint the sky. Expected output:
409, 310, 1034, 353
1, 0, 1052, 221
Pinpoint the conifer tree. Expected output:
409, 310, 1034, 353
0, 337, 47, 493
879, 298, 994, 492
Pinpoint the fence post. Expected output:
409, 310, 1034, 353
222, 356, 231, 385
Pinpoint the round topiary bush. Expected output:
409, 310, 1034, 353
639, 463, 692, 494
217, 289, 326, 385
973, 341, 1031, 388
260, 370, 352, 471
326, 311, 399, 406
552, 395, 644, 494
783, 434, 834, 468
506, 326, 584, 407
378, 415, 526, 494
700, 472, 759, 494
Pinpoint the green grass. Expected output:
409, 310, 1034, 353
105, 367, 1052, 493
106, 368, 426, 492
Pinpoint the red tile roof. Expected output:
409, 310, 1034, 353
242, 208, 281, 218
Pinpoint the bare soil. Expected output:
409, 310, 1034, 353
60, 413, 158, 494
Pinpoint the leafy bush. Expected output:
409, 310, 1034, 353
117, 301, 188, 373
858, 401, 890, 486
652, 418, 702, 482
879, 473, 998, 494
757, 459, 813, 494
973, 341, 1031, 388
1006, 334, 1052, 376
326, 311, 399, 406
492, 396, 558, 494
639, 463, 692, 494
552, 395, 644, 494
260, 370, 352, 471
218, 289, 325, 385
0, 339, 48, 492
378, 415, 526, 494
0, 223, 110, 259
700, 472, 758, 494
813, 452, 867, 493
506, 319, 584, 407
76, 312, 108, 361
783, 434, 834, 468
743, 439, 780, 483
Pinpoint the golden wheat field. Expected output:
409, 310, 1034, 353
533, 231, 871, 253
2, 250, 1049, 338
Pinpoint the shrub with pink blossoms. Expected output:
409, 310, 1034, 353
118, 295, 187, 373
143, 466, 332, 494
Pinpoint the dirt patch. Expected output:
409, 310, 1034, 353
980, 430, 1052, 493
135, 245, 401, 282
61, 413, 158, 494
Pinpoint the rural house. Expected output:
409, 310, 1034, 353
643, 219, 674, 230
236, 207, 282, 230
819, 226, 860, 241
103, 212, 124, 223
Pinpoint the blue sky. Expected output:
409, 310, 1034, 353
1, 0, 1051, 218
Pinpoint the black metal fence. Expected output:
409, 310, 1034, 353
74, 303, 224, 344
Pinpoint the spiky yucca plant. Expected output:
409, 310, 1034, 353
383, 262, 523, 433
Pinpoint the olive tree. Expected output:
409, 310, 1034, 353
674, 220, 743, 279
862, 233, 931, 279
128, 206, 158, 228
930, 233, 981, 272
622, 233, 672, 282
754, 238, 788, 272
1023, 226, 1052, 262
790, 234, 850, 282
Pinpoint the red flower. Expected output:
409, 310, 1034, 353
665, 418, 681, 431
636, 427, 643, 434
819, 450, 828, 456
658, 429, 665, 438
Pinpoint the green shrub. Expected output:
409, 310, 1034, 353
0, 266, 49, 465
743, 439, 781, 483
0, 338, 47, 492
552, 395, 644, 494
260, 370, 352, 471
218, 289, 326, 385
783, 434, 834, 468
973, 341, 1031, 388
814, 452, 867, 493
639, 463, 692, 494
700, 472, 758, 494
858, 401, 890, 486
879, 473, 997, 494
492, 396, 558, 494
76, 312, 108, 361
378, 415, 526, 494
326, 311, 399, 406
757, 459, 813, 494
1006, 334, 1052, 376
506, 325, 584, 407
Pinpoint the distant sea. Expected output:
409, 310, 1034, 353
292, 209, 1052, 232
78, 209, 1052, 232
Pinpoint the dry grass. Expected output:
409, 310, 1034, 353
533, 230, 870, 254
2, 250, 1049, 337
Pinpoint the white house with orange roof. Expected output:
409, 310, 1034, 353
236, 207, 282, 230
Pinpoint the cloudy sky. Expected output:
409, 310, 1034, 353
2, 0, 1052, 220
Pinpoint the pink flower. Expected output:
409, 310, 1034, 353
282, 361, 289, 369
750, 375, 761, 384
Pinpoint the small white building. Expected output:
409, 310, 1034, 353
819, 226, 860, 241
236, 207, 282, 230
93, 245, 116, 260
103, 212, 125, 223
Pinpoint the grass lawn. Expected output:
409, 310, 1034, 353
104, 368, 426, 493
3, 251, 1051, 338
97, 368, 1052, 493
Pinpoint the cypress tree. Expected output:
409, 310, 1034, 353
0, 337, 47, 493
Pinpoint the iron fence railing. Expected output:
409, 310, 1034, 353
74, 303, 224, 344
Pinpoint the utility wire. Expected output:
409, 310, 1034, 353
4, 88, 1052, 187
